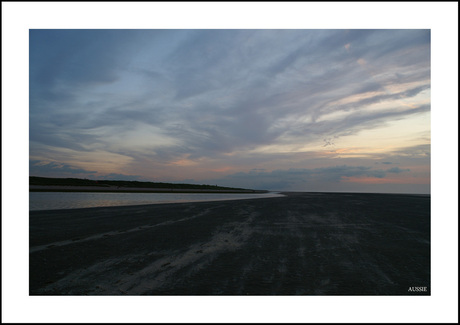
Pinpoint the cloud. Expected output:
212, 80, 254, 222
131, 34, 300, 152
29, 160, 147, 181
29, 30, 147, 88
390, 144, 431, 158
29, 160, 97, 177
97, 173, 144, 181
29, 30, 430, 193
387, 167, 410, 174
30, 30, 430, 152
210, 165, 409, 191
315, 84, 430, 121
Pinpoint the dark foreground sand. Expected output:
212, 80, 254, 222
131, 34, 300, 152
30, 192, 430, 295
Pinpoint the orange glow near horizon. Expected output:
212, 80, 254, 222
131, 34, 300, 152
342, 176, 430, 185
169, 159, 197, 167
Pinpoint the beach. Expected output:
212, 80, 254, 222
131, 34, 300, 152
29, 192, 430, 295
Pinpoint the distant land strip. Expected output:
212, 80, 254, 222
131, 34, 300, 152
29, 176, 267, 194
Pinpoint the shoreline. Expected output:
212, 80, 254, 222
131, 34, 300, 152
29, 191, 285, 212
29, 185, 268, 194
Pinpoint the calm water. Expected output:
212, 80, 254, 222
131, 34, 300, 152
29, 191, 284, 211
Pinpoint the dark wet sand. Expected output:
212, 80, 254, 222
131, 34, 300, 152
29, 192, 430, 295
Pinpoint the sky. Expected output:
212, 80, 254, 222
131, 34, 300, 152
29, 29, 431, 193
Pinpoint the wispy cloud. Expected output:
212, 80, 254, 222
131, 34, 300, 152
29, 29, 430, 192
208, 165, 414, 191
387, 167, 411, 174
29, 160, 97, 177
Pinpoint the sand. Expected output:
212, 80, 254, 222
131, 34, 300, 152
29, 192, 430, 295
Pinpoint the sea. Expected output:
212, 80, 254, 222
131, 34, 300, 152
29, 191, 285, 211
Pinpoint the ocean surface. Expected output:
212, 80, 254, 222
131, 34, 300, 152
29, 191, 285, 211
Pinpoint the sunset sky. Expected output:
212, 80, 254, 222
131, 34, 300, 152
29, 29, 431, 193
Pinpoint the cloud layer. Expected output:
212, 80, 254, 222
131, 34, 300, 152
29, 29, 431, 193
